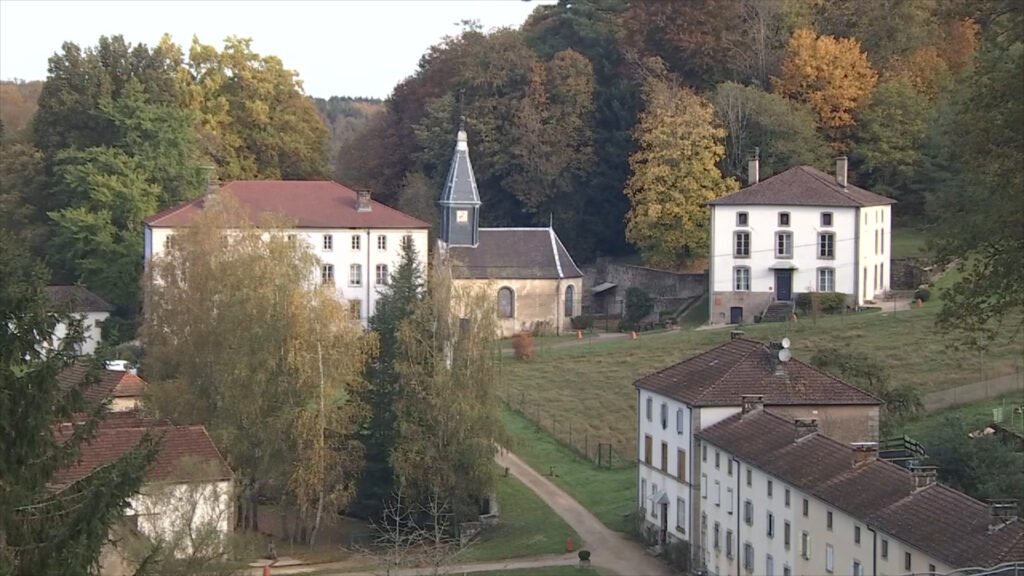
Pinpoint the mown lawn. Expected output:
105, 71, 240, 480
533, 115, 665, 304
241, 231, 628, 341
453, 464, 580, 562
497, 302, 1024, 460
501, 409, 636, 533
901, 392, 1024, 439
475, 567, 600, 576
891, 227, 932, 259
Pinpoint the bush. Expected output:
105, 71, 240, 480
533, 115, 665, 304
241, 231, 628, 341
914, 287, 931, 302
624, 287, 654, 324
796, 292, 847, 314
512, 332, 534, 360
578, 549, 591, 562
570, 315, 594, 330
617, 319, 634, 332
531, 320, 554, 337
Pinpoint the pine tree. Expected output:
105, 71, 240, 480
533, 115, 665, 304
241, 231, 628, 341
0, 231, 159, 575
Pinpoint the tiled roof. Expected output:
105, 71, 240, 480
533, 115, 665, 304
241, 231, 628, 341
113, 372, 146, 398
446, 228, 583, 280
143, 181, 429, 230
709, 166, 896, 207
57, 365, 146, 407
698, 410, 1024, 569
44, 286, 114, 313
53, 415, 232, 487
634, 338, 880, 406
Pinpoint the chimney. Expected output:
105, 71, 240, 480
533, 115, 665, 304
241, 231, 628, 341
748, 156, 760, 186
356, 188, 372, 212
794, 418, 818, 441
910, 466, 938, 491
741, 394, 764, 415
835, 156, 848, 188
988, 500, 1019, 532
851, 442, 878, 467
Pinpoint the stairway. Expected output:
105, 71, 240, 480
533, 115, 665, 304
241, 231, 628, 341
761, 301, 794, 323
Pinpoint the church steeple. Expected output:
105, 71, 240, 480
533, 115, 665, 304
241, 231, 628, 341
439, 120, 481, 247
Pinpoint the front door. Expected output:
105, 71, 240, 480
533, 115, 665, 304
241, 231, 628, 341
730, 306, 743, 324
775, 270, 793, 301
659, 502, 669, 543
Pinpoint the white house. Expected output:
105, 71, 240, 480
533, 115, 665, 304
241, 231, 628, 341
44, 286, 113, 356
143, 181, 430, 323
633, 336, 881, 555
708, 157, 895, 325
695, 407, 1023, 576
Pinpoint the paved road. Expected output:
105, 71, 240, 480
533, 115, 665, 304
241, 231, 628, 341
496, 449, 674, 576
250, 553, 579, 575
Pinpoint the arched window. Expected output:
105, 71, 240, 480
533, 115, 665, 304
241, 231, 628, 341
564, 285, 575, 318
498, 287, 515, 319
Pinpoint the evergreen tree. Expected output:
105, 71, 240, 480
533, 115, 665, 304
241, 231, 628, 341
359, 236, 424, 516
0, 231, 159, 575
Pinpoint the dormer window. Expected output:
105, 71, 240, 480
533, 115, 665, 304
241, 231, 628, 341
821, 212, 833, 227
778, 212, 790, 227
737, 212, 749, 227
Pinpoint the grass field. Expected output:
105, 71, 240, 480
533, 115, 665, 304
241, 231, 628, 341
475, 567, 601, 576
891, 227, 932, 259
453, 464, 581, 562
501, 409, 636, 533
901, 392, 1024, 439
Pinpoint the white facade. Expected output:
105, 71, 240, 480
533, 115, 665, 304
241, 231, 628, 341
52, 311, 108, 356
130, 480, 233, 557
145, 225, 429, 323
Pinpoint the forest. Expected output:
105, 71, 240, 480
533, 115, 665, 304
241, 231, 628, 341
0, 0, 1021, 342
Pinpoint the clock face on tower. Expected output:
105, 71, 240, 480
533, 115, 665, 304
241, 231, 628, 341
456, 209, 469, 223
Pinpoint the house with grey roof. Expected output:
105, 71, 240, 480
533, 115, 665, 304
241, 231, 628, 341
45, 285, 113, 356
437, 124, 582, 336
708, 157, 896, 325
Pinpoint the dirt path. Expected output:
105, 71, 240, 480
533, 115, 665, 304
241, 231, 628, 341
250, 553, 579, 575
496, 449, 674, 576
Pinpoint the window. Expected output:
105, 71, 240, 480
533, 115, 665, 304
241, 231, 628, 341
826, 510, 833, 530
164, 234, 178, 250
651, 484, 658, 517
734, 266, 751, 291
714, 522, 721, 550
826, 544, 834, 573
854, 525, 861, 544
323, 234, 333, 251
727, 488, 734, 514
734, 232, 751, 257
321, 264, 335, 285
743, 499, 753, 525
660, 442, 668, 473
644, 435, 652, 465
564, 284, 575, 317
702, 444, 707, 462
904, 552, 912, 571
375, 264, 389, 285
715, 451, 720, 469
818, 267, 836, 292
498, 287, 515, 318
641, 478, 647, 508
349, 299, 362, 319
726, 529, 734, 558
715, 480, 721, 506
676, 408, 685, 433
801, 531, 811, 559
784, 521, 791, 549
746, 469, 752, 487
881, 232, 885, 254
677, 449, 686, 480
768, 480, 773, 498
743, 542, 754, 573
660, 403, 668, 430
377, 234, 387, 251
767, 555, 775, 576
702, 474, 708, 499
776, 232, 793, 258
728, 459, 733, 476
349, 264, 362, 286
767, 511, 775, 538
783, 566, 792, 576
285, 233, 296, 243
351, 234, 361, 250
676, 498, 685, 530
821, 212, 833, 227
929, 563, 936, 574
785, 488, 790, 507
778, 212, 791, 226
737, 212, 749, 226
645, 396, 652, 421
819, 232, 835, 258
802, 498, 809, 517
853, 560, 863, 576
881, 539, 889, 559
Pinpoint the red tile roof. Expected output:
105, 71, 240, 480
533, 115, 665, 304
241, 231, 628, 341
44, 285, 114, 313
53, 415, 232, 487
698, 410, 1024, 569
113, 373, 146, 398
57, 365, 147, 407
635, 338, 880, 406
144, 181, 429, 230
709, 166, 896, 207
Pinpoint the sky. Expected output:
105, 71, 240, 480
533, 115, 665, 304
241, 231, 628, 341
0, 0, 552, 99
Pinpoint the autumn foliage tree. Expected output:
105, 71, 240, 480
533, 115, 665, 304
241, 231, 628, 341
773, 28, 878, 149
625, 61, 738, 267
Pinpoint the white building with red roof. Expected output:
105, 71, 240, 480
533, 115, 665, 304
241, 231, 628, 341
143, 181, 430, 322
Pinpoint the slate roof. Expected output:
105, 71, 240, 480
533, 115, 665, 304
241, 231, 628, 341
634, 338, 880, 407
446, 228, 583, 280
44, 286, 114, 313
144, 181, 429, 229
57, 364, 147, 408
708, 166, 896, 207
439, 128, 481, 206
53, 415, 232, 487
698, 410, 1024, 569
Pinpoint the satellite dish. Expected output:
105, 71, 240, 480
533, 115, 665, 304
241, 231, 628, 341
779, 348, 792, 362
781, 337, 791, 349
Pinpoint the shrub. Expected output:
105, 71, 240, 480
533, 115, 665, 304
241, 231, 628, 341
531, 320, 554, 337
617, 319, 634, 332
512, 332, 534, 360
624, 287, 654, 324
914, 287, 931, 302
578, 549, 591, 562
570, 315, 594, 330
796, 292, 847, 314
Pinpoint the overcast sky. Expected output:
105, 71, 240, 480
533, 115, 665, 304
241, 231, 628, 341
0, 0, 551, 99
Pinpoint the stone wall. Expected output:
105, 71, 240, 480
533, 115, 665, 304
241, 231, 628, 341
890, 257, 927, 290
582, 259, 707, 320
